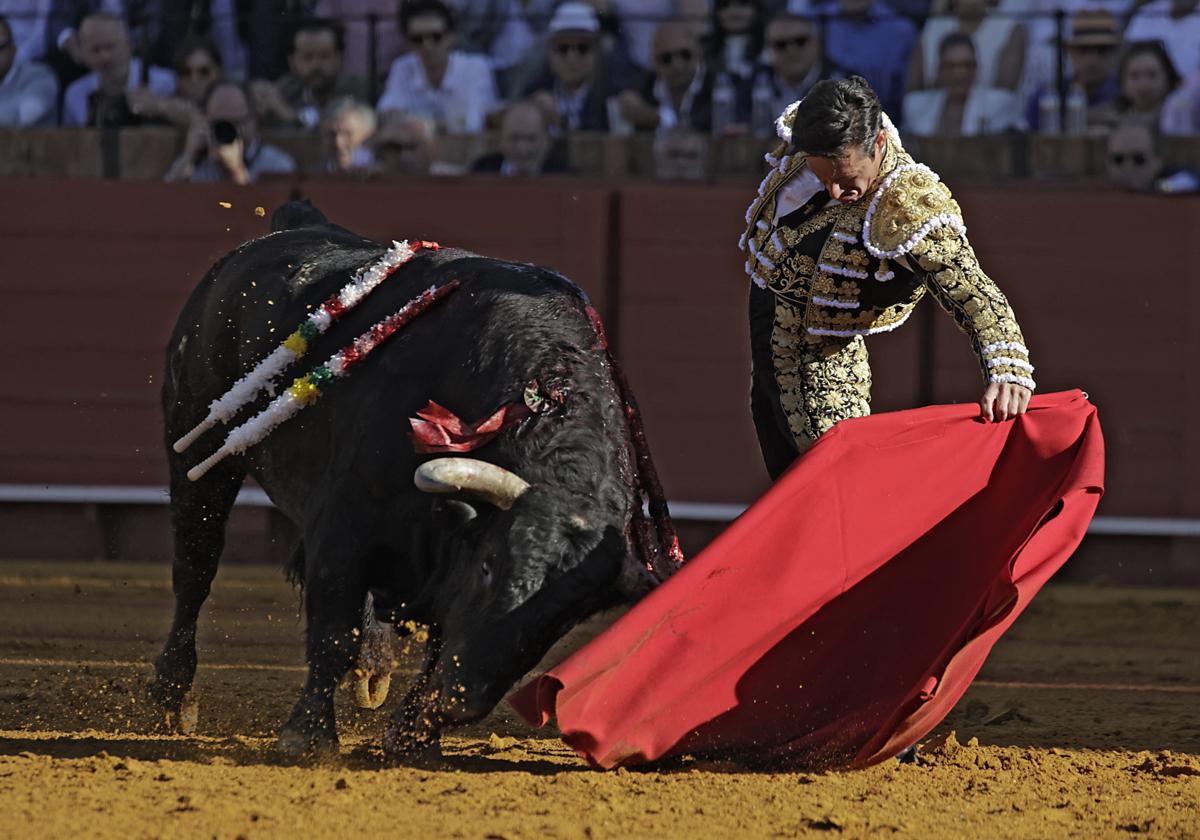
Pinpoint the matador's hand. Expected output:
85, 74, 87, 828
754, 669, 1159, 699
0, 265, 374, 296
980, 381, 1031, 422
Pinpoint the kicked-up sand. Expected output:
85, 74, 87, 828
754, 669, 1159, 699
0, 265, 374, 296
0, 560, 1197, 838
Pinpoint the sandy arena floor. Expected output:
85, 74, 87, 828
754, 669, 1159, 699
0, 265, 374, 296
0, 560, 1197, 839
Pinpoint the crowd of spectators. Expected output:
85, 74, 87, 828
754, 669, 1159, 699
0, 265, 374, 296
0, 0, 1196, 186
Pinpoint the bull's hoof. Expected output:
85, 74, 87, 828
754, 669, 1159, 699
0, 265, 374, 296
382, 729, 443, 767
383, 718, 442, 761
169, 694, 200, 735
350, 672, 392, 710
146, 679, 198, 734
277, 724, 340, 760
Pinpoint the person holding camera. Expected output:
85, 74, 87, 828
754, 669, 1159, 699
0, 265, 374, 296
164, 82, 296, 185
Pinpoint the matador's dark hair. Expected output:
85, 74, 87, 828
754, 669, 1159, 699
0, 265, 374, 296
790, 75, 882, 158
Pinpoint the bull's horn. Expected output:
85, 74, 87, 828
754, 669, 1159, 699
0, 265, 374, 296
415, 458, 530, 510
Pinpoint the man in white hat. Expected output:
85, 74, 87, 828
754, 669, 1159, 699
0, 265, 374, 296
524, 2, 615, 134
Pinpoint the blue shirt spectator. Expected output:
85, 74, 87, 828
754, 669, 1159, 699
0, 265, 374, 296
810, 0, 917, 117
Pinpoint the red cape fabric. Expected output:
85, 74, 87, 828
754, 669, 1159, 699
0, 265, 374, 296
508, 390, 1105, 770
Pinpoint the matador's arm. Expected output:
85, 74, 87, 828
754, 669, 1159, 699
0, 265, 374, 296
907, 227, 1036, 391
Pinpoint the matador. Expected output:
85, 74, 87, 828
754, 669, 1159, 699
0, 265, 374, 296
740, 76, 1036, 478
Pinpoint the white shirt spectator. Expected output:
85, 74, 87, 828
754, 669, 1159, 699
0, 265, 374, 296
0, 56, 56, 125
902, 86, 1022, 134
1125, 0, 1200, 78
377, 50, 496, 132
0, 0, 51, 63
62, 56, 174, 126
917, 14, 1023, 90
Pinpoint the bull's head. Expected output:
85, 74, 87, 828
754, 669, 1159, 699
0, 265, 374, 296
403, 456, 646, 737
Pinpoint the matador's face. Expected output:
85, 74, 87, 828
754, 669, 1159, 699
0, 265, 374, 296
805, 129, 887, 204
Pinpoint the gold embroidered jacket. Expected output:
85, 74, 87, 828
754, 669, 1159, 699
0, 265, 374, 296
739, 125, 1035, 392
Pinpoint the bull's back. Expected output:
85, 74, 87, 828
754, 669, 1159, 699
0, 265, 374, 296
164, 229, 596, 498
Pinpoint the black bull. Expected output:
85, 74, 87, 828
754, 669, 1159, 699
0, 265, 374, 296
151, 208, 654, 757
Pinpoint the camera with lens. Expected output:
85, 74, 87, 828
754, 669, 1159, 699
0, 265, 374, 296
211, 119, 241, 146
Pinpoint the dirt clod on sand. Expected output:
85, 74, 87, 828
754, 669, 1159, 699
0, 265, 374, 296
0, 561, 1197, 838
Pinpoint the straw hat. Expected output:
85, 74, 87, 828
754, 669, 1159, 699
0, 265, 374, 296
1066, 9, 1121, 48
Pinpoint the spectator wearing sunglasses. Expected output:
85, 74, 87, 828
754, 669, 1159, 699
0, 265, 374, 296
902, 32, 1021, 135
0, 13, 58, 126
754, 13, 837, 119
607, 0, 708, 72
619, 21, 714, 132
1104, 116, 1198, 193
523, 2, 616, 134
377, 0, 497, 133
120, 34, 222, 128
1023, 9, 1120, 131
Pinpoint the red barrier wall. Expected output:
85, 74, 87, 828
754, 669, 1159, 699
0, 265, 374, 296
1, 178, 1197, 575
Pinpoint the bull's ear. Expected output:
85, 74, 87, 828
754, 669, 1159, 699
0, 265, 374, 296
431, 498, 478, 530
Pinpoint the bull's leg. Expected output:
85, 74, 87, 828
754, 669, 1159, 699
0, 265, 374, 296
277, 540, 367, 757
344, 593, 398, 710
383, 630, 445, 759
149, 458, 244, 730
